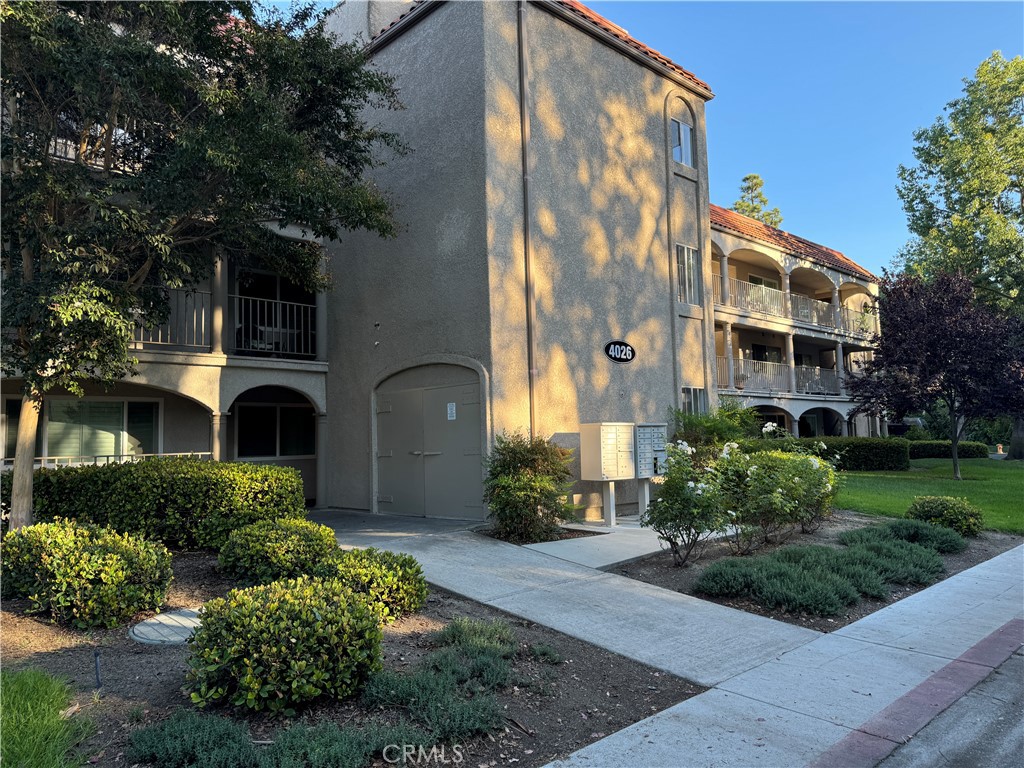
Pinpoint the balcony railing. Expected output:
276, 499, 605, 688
713, 276, 875, 337
717, 356, 841, 395
133, 290, 212, 351
790, 294, 835, 328
130, 288, 317, 359
0, 451, 213, 470
232, 295, 316, 358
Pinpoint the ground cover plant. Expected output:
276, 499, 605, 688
0, 667, 94, 768
693, 519, 956, 617
837, 458, 1023, 533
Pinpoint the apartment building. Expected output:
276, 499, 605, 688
1, 0, 879, 520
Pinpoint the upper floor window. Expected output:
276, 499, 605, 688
670, 118, 693, 167
677, 245, 702, 305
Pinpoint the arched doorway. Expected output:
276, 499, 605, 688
229, 385, 318, 503
375, 365, 485, 520
797, 407, 845, 438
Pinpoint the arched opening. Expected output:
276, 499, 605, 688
789, 267, 837, 327
374, 364, 485, 520
838, 281, 878, 337
751, 405, 795, 435
228, 385, 318, 504
721, 248, 787, 317
797, 407, 846, 438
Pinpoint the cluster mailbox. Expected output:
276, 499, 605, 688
579, 422, 636, 481
635, 423, 668, 478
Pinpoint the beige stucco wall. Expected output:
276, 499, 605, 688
324, 0, 492, 510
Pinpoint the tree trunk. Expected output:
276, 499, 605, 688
1008, 415, 1024, 460
950, 404, 963, 481
9, 394, 41, 530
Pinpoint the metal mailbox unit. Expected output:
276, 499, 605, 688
635, 423, 668, 515
579, 422, 635, 526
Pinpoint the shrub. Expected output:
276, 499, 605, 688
640, 441, 726, 566
317, 548, 429, 624
907, 441, 989, 459
738, 437, 910, 472
670, 398, 761, 467
483, 431, 576, 543
186, 576, 382, 715
885, 518, 967, 553
219, 518, 338, 586
1, 519, 172, 628
1, 458, 305, 550
714, 449, 837, 554
907, 496, 984, 537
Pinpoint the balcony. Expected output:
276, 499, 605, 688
712, 276, 877, 337
716, 356, 841, 396
132, 288, 318, 359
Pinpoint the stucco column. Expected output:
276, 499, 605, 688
315, 412, 328, 507
720, 254, 731, 305
786, 332, 796, 393
791, 416, 801, 437
782, 272, 792, 317
210, 412, 228, 461
211, 256, 227, 355
835, 341, 846, 392
880, 419, 889, 437
724, 321, 735, 388
831, 286, 841, 328
315, 290, 328, 362
840, 418, 849, 437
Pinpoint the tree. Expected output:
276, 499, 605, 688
846, 272, 1024, 479
731, 173, 783, 228
894, 52, 1024, 456
1, 1, 404, 528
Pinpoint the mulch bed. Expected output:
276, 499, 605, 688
1, 552, 702, 768
612, 510, 1023, 633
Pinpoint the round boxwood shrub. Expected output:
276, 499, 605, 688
218, 518, 338, 586
0, 518, 173, 628
317, 548, 429, 625
907, 496, 984, 537
186, 576, 382, 715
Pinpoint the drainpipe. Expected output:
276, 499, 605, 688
517, 0, 538, 438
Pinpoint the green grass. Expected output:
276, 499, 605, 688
837, 459, 1024, 534
1, 668, 93, 768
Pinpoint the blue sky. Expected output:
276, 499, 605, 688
591, 1, 1023, 275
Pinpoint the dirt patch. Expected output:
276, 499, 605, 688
612, 510, 1023, 634
1, 553, 703, 768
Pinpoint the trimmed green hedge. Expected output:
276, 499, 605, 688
1, 458, 305, 550
1, 519, 173, 628
318, 548, 429, 625
186, 576, 382, 715
739, 437, 910, 472
907, 441, 989, 459
219, 518, 339, 586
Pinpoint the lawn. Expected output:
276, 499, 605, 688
837, 458, 1024, 534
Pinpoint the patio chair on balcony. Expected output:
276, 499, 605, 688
235, 322, 274, 355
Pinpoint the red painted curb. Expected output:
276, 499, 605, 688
808, 618, 1023, 768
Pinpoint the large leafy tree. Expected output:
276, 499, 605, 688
847, 272, 1024, 479
1, 1, 404, 528
731, 173, 783, 228
894, 52, 1024, 456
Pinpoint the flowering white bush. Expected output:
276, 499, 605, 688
714, 449, 838, 553
640, 442, 727, 567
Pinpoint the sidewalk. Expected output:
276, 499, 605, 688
316, 511, 1023, 767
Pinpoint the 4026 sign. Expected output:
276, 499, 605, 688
604, 341, 636, 364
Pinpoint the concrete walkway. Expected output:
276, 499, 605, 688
317, 510, 1024, 767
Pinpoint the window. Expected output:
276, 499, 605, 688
752, 344, 783, 364
236, 404, 315, 458
670, 118, 693, 167
3, 398, 159, 461
748, 274, 780, 291
680, 387, 707, 416
677, 245, 702, 305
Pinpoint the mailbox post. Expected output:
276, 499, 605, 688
635, 423, 668, 515
579, 423, 635, 526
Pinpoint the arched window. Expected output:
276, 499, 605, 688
669, 98, 694, 167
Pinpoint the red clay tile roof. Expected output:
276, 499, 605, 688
553, 1, 712, 95
709, 204, 877, 282
369, 1, 712, 96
